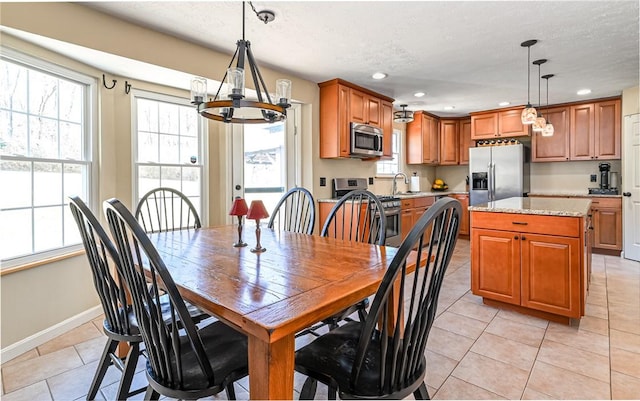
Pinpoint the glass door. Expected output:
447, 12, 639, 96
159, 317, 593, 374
231, 104, 300, 215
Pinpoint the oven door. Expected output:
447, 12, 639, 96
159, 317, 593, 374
382, 207, 402, 247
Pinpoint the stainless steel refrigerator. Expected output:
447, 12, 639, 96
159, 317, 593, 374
469, 144, 530, 206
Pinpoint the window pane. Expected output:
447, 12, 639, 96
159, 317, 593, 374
29, 116, 59, 158
0, 110, 28, 156
181, 167, 201, 197
0, 209, 32, 259
34, 205, 63, 252
34, 162, 62, 206
159, 133, 179, 164
1, 60, 28, 112
29, 69, 58, 118
159, 102, 179, 134
63, 164, 86, 200
60, 121, 82, 159
63, 206, 81, 246
138, 165, 160, 197
137, 131, 158, 163
160, 166, 181, 190
180, 136, 198, 165
58, 79, 82, 123
179, 105, 197, 137
137, 98, 158, 132
0, 160, 31, 209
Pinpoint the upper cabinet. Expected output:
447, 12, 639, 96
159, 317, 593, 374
439, 119, 460, 165
533, 97, 621, 162
470, 106, 529, 140
459, 118, 473, 165
318, 79, 394, 159
406, 111, 440, 164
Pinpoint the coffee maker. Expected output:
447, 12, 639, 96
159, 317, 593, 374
599, 162, 611, 189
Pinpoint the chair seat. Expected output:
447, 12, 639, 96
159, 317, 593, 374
147, 320, 248, 395
295, 321, 426, 398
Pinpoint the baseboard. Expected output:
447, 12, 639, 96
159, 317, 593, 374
1, 305, 103, 363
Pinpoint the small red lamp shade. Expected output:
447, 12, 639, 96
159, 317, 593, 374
229, 198, 249, 216
246, 200, 269, 220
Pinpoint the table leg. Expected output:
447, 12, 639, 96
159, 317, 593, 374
248, 334, 295, 400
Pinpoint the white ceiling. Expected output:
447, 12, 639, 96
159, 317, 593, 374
66, 1, 640, 116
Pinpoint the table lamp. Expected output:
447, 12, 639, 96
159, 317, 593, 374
229, 198, 249, 247
246, 200, 270, 253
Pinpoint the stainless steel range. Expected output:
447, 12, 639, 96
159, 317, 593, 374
332, 178, 402, 247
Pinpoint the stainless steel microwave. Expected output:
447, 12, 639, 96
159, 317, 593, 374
350, 123, 383, 157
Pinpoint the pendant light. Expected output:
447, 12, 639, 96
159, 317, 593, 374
541, 74, 555, 137
520, 40, 538, 125
190, 2, 291, 124
532, 58, 547, 132
393, 104, 414, 123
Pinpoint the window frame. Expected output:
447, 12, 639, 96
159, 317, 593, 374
130, 89, 208, 225
376, 129, 401, 176
0, 46, 98, 269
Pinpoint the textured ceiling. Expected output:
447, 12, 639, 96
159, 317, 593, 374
79, 1, 639, 116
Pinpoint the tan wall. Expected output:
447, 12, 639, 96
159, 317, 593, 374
622, 86, 639, 116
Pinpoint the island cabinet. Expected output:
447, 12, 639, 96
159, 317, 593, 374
400, 196, 435, 240
470, 106, 528, 140
471, 210, 588, 322
570, 98, 621, 160
318, 78, 394, 159
406, 111, 440, 165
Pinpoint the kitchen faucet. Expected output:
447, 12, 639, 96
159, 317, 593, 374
392, 172, 409, 196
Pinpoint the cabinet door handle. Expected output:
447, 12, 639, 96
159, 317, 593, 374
512, 221, 528, 225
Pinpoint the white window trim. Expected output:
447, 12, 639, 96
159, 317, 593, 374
130, 89, 209, 225
376, 129, 401, 177
0, 46, 98, 269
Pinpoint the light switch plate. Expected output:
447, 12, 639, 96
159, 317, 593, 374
320, 177, 326, 186
590, 174, 597, 182
369, 177, 374, 185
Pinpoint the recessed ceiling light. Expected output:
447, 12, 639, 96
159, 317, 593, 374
577, 89, 592, 95
498, 101, 510, 106
372, 72, 387, 80
414, 92, 425, 98
444, 106, 455, 111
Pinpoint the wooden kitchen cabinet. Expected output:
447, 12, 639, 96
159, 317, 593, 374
471, 211, 586, 320
470, 106, 528, 140
459, 118, 473, 165
318, 78, 394, 159
439, 119, 459, 165
570, 98, 621, 160
406, 111, 439, 165
532, 106, 570, 162
400, 196, 435, 240
449, 194, 469, 235
591, 197, 622, 251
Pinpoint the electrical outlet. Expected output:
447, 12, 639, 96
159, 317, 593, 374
590, 174, 597, 182
369, 177, 374, 185
320, 177, 326, 187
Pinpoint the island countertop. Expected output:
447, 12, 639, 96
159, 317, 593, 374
468, 196, 591, 217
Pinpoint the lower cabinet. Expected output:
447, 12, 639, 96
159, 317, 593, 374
449, 194, 469, 235
471, 212, 586, 320
400, 196, 434, 240
591, 197, 622, 251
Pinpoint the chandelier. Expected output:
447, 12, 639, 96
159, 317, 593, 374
541, 74, 555, 137
190, 2, 291, 124
393, 104, 414, 123
520, 39, 538, 125
532, 58, 547, 132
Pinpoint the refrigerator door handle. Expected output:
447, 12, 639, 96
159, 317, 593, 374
487, 163, 493, 201
490, 163, 496, 201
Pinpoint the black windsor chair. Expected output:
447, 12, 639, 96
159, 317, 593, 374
69, 196, 145, 400
267, 187, 316, 235
135, 187, 201, 233
312, 189, 386, 332
103, 198, 248, 400
295, 197, 462, 400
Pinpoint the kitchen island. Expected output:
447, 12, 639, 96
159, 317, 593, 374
469, 196, 592, 324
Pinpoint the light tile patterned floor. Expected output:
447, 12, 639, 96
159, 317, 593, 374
2, 239, 640, 400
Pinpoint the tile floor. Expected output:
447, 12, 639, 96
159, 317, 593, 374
2, 239, 640, 400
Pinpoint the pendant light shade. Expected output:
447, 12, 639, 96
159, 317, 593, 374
531, 58, 547, 132
394, 104, 414, 123
190, 2, 290, 124
520, 40, 538, 125
541, 74, 555, 137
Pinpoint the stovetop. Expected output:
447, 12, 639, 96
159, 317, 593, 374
588, 187, 619, 195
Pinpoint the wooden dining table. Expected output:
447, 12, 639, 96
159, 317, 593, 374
147, 224, 401, 400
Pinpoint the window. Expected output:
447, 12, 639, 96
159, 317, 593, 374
132, 92, 205, 222
0, 49, 95, 267
376, 129, 400, 175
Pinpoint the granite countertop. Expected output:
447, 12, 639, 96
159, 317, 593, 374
468, 196, 592, 217
528, 191, 622, 198
317, 191, 469, 203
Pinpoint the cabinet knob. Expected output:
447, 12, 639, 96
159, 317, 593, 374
623, 192, 632, 197
521, 236, 526, 240
514, 235, 519, 240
